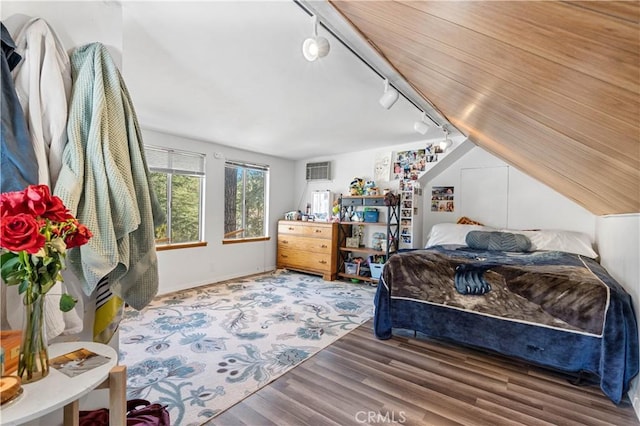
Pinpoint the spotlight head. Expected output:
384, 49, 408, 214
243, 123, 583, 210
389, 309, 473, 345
439, 139, 453, 151
302, 36, 330, 62
379, 84, 399, 109
414, 120, 430, 135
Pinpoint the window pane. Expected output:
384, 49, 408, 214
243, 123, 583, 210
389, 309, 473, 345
244, 169, 265, 238
150, 172, 168, 243
224, 162, 267, 239
171, 174, 201, 243
145, 145, 205, 247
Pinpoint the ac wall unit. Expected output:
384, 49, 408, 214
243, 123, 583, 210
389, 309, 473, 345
306, 161, 331, 181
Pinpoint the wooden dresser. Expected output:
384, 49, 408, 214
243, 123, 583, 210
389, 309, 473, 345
277, 220, 341, 281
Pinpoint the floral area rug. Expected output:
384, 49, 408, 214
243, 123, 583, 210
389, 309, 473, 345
119, 270, 376, 426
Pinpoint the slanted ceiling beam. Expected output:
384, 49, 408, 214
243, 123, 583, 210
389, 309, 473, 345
330, 0, 639, 215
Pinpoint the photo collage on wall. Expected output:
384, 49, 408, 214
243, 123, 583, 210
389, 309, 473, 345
393, 149, 426, 181
399, 179, 421, 248
431, 186, 454, 212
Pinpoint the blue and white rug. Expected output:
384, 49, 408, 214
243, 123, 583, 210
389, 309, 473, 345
119, 270, 376, 426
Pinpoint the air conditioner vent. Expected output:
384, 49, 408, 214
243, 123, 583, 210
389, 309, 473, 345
306, 161, 331, 181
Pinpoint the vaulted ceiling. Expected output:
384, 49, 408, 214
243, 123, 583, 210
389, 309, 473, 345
329, 1, 639, 215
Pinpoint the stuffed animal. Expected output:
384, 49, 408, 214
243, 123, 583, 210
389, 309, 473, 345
349, 178, 364, 196
364, 180, 378, 196
332, 199, 340, 215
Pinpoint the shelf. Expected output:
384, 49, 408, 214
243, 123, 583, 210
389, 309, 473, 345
338, 221, 397, 227
339, 247, 385, 255
338, 272, 378, 283
337, 194, 400, 282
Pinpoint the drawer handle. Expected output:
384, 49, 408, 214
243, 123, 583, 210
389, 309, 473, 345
288, 227, 295, 231
319, 260, 327, 264
315, 229, 322, 233
282, 240, 289, 244
281, 254, 288, 258
320, 244, 327, 248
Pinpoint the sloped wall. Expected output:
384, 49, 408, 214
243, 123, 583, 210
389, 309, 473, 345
331, 1, 639, 215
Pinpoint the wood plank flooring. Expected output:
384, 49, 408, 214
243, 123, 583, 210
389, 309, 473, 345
209, 320, 639, 426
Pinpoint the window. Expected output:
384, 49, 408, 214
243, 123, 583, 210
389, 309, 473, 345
145, 146, 206, 246
224, 160, 269, 241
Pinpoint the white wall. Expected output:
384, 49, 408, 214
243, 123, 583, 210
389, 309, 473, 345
597, 214, 640, 415
2, 1, 123, 66
422, 147, 597, 244
144, 129, 296, 295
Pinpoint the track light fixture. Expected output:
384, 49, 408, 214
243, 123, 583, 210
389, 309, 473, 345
439, 126, 453, 151
414, 111, 430, 135
379, 78, 399, 109
302, 16, 330, 62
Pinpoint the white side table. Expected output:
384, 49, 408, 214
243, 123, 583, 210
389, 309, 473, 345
0, 341, 126, 426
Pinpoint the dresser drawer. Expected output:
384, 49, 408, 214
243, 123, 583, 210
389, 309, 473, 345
277, 248, 333, 273
301, 225, 334, 238
363, 197, 385, 206
278, 222, 306, 235
278, 235, 332, 254
278, 221, 334, 238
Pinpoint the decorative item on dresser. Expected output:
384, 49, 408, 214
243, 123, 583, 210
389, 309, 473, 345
277, 220, 345, 280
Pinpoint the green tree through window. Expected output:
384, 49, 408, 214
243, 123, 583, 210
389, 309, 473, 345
145, 146, 205, 245
224, 161, 269, 239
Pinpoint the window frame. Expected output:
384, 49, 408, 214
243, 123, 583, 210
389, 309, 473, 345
145, 145, 206, 249
223, 160, 270, 243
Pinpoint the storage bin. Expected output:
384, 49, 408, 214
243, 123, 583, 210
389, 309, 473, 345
344, 262, 359, 275
370, 263, 384, 279
359, 266, 371, 277
364, 209, 379, 223
346, 237, 359, 248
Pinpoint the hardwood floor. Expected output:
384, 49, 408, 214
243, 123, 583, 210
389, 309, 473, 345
209, 320, 639, 426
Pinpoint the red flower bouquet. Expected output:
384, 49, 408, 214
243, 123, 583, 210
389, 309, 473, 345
0, 185, 93, 382
1, 184, 92, 307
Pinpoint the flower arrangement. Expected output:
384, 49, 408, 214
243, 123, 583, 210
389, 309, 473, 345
0, 184, 92, 382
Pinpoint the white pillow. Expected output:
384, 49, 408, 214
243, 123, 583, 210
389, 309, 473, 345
503, 229, 598, 259
425, 223, 495, 248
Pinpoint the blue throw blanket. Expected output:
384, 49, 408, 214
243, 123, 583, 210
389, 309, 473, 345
374, 245, 639, 404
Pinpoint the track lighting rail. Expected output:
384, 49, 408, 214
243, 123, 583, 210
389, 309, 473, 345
293, 0, 441, 128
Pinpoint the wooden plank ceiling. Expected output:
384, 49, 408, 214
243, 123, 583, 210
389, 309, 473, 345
330, 1, 639, 215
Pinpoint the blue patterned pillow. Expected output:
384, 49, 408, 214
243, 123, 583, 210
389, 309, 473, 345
466, 231, 532, 252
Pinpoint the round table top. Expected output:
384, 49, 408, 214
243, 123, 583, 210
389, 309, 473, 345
0, 341, 117, 425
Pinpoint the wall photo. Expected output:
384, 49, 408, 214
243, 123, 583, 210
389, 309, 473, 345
394, 149, 426, 180
431, 186, 454, 212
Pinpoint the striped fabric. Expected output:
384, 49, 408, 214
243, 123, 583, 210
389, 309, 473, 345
93, 276, 123, 344
466, 231, 532, 252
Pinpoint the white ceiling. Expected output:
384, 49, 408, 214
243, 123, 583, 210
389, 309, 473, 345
120, 0, 459, 160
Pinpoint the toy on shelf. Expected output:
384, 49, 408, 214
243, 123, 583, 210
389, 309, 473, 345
364, 180, 378, 196
349, 177, 365, 195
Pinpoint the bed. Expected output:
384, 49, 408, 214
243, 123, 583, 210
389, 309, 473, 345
373, 224, 639, 404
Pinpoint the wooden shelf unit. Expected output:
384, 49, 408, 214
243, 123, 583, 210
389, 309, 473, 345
336, 195, 400, 283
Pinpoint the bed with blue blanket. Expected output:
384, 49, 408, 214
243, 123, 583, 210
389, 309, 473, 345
374, 243, 638, 404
